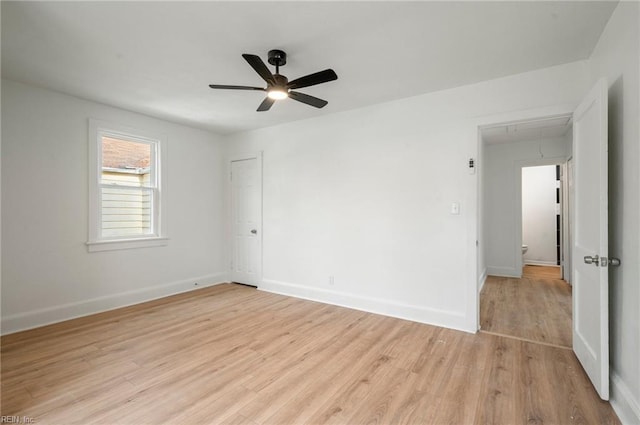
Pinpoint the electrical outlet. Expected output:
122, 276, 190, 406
329, 276, 335, 286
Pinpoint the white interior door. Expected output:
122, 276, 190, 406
564, 159, 573, 284
572, 78, 609, 400
231, 157, 261, 286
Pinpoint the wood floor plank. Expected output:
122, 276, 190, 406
426, 334, 493, 425
261, 335, 375, 424
475, 335, 519, 424
523, 265, 562, 279
1, 283, 619, 425
304, 347, 400, 425
517, 340, 556, 424
344, 365, 412, 425
243, 319, 402, 423
220, 413, 260, 425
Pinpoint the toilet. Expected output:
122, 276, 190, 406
522, 244, 529, 263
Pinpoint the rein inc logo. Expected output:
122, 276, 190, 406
1, 417, 35, 424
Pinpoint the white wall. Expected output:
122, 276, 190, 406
1, 80, 227, 334
225, 61, 589, 333
522, 165, 557, 266
485, 137, 570, 277
588, 2, 640, 423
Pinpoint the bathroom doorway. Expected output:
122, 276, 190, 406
521, 164, 563, 279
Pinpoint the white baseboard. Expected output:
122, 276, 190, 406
1, 272, 228, 335
524, 260, 558, 267
259, 279, 474, 334
486, 266, 521, 278
611, 371, 640, 425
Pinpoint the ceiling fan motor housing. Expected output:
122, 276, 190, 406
272, 74, 288, 87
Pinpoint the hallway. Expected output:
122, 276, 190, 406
480, 266, 571, 348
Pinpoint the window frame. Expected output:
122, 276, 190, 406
87, 119, 168, 252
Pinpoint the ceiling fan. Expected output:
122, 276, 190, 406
208, 49, 338, 112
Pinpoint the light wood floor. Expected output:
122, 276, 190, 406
522, 265, 562, 280
480, 267, 572, 348
2, 283, 617, 424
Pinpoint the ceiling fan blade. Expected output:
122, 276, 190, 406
242, 54, 276, 85
288, 91, 328, 108
209, 84, 265, 91
257, 97, 276, 112
287, 69, 338, 90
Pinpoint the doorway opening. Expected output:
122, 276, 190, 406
521, 164, 562, 279
478, 114, 573, 348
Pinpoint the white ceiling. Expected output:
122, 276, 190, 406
1, 1, 617, 135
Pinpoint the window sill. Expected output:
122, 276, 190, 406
86, 237, 169, 252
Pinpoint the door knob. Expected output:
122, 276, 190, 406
608, 257, 621, 267
584, 255, 599, 266
250, 229, 257, 234
584, 255, 621, 267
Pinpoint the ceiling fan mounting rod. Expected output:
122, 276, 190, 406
268, 49, 287, 75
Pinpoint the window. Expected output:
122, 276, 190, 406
88, 120, 167, 252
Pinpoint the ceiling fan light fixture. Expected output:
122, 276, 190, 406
267, 88, 288, 100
